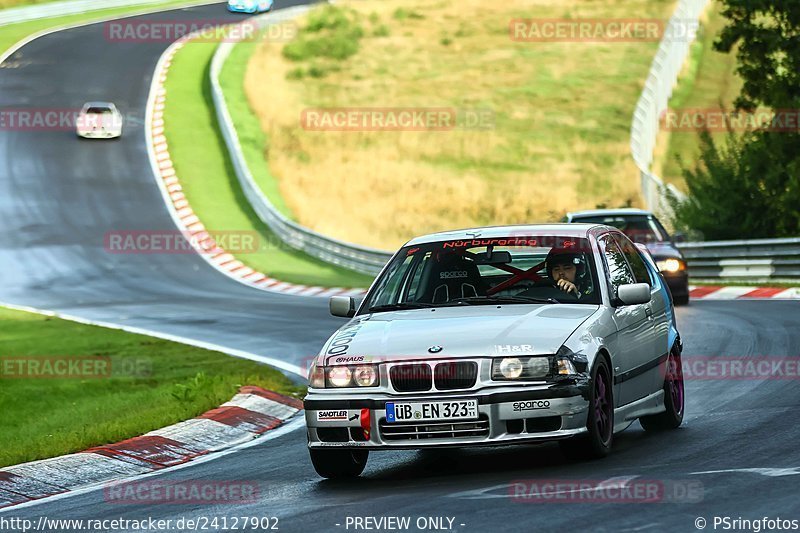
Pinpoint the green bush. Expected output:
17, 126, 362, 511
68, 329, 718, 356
670, 128, 800, 240
393, 8, 424, 20
283, 5, 364, 62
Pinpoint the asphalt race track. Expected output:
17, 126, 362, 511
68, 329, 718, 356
0, 0, 340, 370
1, 2, 799, 532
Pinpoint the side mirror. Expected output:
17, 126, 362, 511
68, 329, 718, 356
330, 296, 356, 318
672, 232, 687, 244
616, 283, 652, 306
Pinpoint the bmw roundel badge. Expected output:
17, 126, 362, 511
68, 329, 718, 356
428, 345, 443, 353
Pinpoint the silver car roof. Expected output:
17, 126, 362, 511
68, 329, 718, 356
566, 208, 653, 218
404, 223, 603, 246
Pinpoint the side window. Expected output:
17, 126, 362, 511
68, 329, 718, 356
600, 235, 635, 291
405, 252, 432, 301
370, 254, 415, 307
614, 234, 652, 287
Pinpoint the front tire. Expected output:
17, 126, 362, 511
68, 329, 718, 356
559, 357, 614, 460
309, 448, 368, 479
640, 349, 684, 431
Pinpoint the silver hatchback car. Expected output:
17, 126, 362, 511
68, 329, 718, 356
304, 224, 685, 478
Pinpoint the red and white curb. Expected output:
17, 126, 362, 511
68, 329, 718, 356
145, 35, 366, 299
0, 387, 301, 509
689, 285, 800, 300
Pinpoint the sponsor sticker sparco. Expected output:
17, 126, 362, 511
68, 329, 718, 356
512, 400, 550, 412
440, 271, 468, 279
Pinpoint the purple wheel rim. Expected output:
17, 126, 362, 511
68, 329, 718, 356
666, 352, 684, 416
594, 367, 612, 442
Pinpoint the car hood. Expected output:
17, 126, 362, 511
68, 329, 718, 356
645, 241, 683, 260
322, 304, 599, 364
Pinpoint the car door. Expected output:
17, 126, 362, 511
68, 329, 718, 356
598, 234, 657, 406
614, 234, 668, 396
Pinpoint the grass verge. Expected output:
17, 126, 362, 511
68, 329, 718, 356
163, 39, 375, 288
0, 0, 213, 56
219, 38, 294, 218
0, 305, 304, 468
239, 0, 677, 249
654, 5, 742, 189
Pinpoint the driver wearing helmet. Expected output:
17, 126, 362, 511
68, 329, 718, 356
545, 248, 592, 298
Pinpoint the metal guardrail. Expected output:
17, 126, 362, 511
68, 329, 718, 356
208, 3, 798, 282
209, 8, 394, 276
678, 238, 800, 280
0, 0, 182, 26
630, 0, 710, 217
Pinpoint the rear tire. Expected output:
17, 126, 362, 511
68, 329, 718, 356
559, 357, 614, 460
640, 349, 684, 431
309, 448, 368, 479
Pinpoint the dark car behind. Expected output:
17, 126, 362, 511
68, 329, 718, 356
564, 209, 689, 305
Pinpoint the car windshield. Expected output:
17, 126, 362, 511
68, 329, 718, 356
572, 215, 668, 244
361, 235, 601, 313
86, 107, 113, 114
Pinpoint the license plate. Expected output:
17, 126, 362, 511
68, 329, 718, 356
385, 399, 478, 423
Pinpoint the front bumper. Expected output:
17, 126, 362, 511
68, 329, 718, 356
662, 270, 689, 299
77, 129, 121, 139
305, 383, 590, 450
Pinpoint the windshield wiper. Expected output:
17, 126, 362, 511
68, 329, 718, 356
446, 295, 560, 306
368, 302, 435, 313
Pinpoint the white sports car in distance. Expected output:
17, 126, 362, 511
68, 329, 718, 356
304, 224, 685, 478
227, 0, 273, 13
76, 102, 123, 139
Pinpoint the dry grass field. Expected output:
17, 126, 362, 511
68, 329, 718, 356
242, 0, 676, 249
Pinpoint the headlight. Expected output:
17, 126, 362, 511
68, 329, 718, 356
657, 258, 685, 273
328, 366, 353, 387
492, 356, 551, 381
312, 364, 380, 388
353, 365, 378, 387
498, 358, 523, 379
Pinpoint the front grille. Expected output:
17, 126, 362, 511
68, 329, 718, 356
390, 364, 432, 392
434, 361, 478, 390
379, 415, 490, 441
